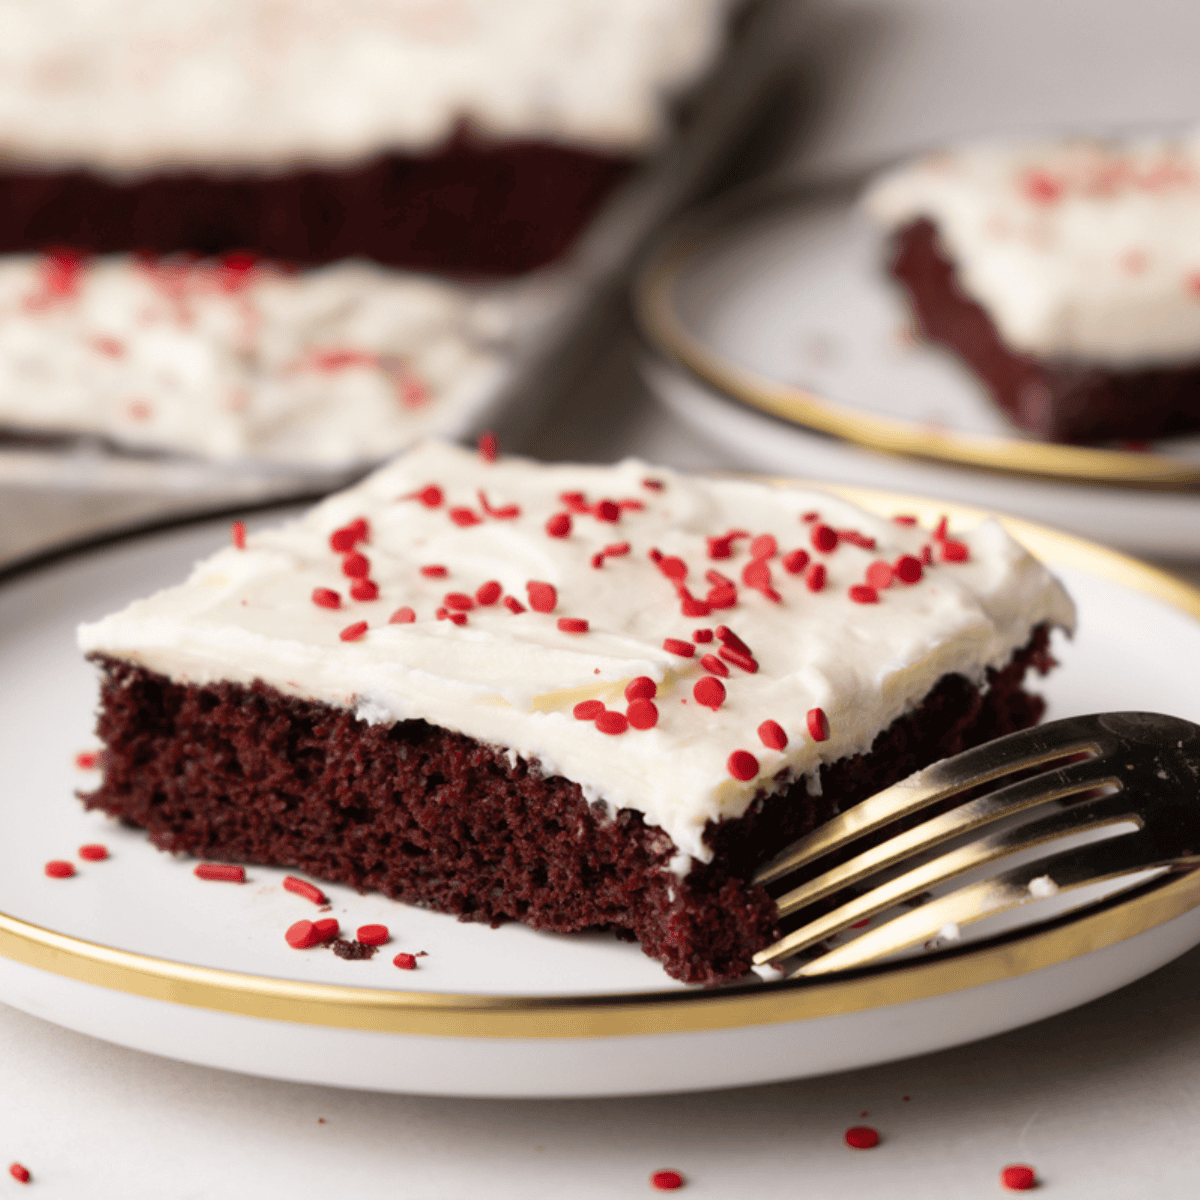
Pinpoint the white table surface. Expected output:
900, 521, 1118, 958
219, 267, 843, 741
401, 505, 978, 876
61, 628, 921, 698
6, 1, 1200, 1195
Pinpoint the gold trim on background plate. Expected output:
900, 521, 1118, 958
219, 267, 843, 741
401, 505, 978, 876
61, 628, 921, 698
3, 495, 1200, 1038
635, 182, 1200, 490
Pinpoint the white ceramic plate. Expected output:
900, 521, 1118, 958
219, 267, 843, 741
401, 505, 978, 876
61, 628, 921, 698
636, 182, 1200, 557
2, 503, 1200, 1098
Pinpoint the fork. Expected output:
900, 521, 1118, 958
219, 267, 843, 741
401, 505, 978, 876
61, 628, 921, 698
751, 712, 1200, 978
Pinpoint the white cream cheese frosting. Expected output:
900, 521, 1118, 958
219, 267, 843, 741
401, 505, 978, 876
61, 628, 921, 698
864, 133, 1200, 365
0, 0, 728, 171
78, 440, 1075, 865
0, 252, 547, 466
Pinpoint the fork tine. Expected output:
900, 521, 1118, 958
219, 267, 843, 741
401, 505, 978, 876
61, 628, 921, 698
753, 788, 1144, 968
790, 835, 1198, 978
773, 758, 1123, 918
753, 716, 1106, 888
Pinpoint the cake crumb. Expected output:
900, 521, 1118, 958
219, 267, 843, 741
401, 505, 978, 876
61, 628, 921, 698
331, 938, 378, 960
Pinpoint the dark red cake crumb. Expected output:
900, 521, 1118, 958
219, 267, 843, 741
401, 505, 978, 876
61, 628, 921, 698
1000, 1164, 1038, 1191
650, 1169, 685, 1191
844, 1126, 880, 1150
44, 860, 75, 878
331, 938, 378, 961
8, 1162, 30, 1184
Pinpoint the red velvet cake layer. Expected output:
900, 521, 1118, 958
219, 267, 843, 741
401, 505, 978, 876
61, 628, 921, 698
82, 627, 1054, 985
890, 218, 1200, 444
1, 130, 632, 277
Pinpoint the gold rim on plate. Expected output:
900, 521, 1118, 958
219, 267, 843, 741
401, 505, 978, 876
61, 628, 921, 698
3, 494, 1200, 1038
635, 183, 1200, 490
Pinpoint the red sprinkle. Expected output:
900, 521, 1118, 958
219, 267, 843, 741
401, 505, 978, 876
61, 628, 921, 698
286, 919, 322, 949
475, 580, 502, 606
658, 556, 688, 581
591, 553, 606, 569
693, 629, 714, 643
807, 707, 830, 742
1000, 1165, 1037, 1191
450, 507, 482, 527
727, 749, 759, 781
605, 542, 631, 557
350, 579, 379, 602
477, 490, 519, 519
706, 583, 738, 609
596, 710, 629, 736
750, 533, 778, 560
921, 544, 934, 566
650, 1169, 684, 1191
718, 645, 758, 674
892, 514, 918, 526
420, 564, 448, 578
941, 539, 970, 563
79, 844, 109, 862
805, 563, 827, 592
393, 952, 418, 970
618, 499, 645, 512
663, 638, 695, 657
849, 585, 879, 604
339, 621, 369, 642
194, 863, 245, 883
716, 625, 751, 655
444, 592, 475, 612
478, 431, 498, 462
389, 606, 416, 624
74, 750, 100, 769
312, 587, 342, 609
625, 676, 657, 701
44, 860, 75, 879
700, 653, 729, 677
440, 610, 468, 626
707, 535, 734, 559
504, 596, 527, 614
402, 484, 444, 508
574, 700, 605, 720
679, 592, 712, 618
356, 924, 390, 946
558, 617, 589, 633
527, 581, 557, 613
811, 524, 839, 553
782, 548, 810, 574
642, 478, 664, 491
342, 552, 370, 579
546, 512, 572, 538
284, 876, 328, 905
560, 491, 589, 513
894, 555, 923, 584
231, 520, 246, 550
626, 699, 659, 730
1023, 169, 1063, 205
742, 559, 772, 590
313, 917, 339, 942
840, 529, 876, 550
865, 561, 894, 589
802, 510, 820, 523
594, 499, 621, 523
933, 516, 950, 541
8, 1164, 31, 1184
694, 677, 726, 710
844, 1126, 880, 1150
758, 720, 788, 751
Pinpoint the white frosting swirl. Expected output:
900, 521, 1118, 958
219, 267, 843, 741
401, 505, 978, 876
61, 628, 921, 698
78, 441, 1075, 865
0, 0, 728, 171
864, 133, 1200, 365
0, 253, 548, 465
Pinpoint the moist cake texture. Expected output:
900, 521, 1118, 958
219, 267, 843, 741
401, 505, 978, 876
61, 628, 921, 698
78, 441, 1074, 981
864, 134, 1200, 442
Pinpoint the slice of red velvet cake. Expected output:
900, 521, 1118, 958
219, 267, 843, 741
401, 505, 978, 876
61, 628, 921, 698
77, 440, 1074, 983
864, 135, 1200, 444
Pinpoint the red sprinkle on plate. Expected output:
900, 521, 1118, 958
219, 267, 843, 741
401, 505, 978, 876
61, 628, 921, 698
8, 1163, 31, 1184
393, 952, 418, 970
73, 750, 100, 770
356, 923, 390, 946
844, 1126, 880, 1150
194, 863, 246, 883
44, 860, 74, 878
283, 875, 328, 905
650, 1169, 685, 1191
78, 844, 108, 862
1000, 1164, 1038, 1191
